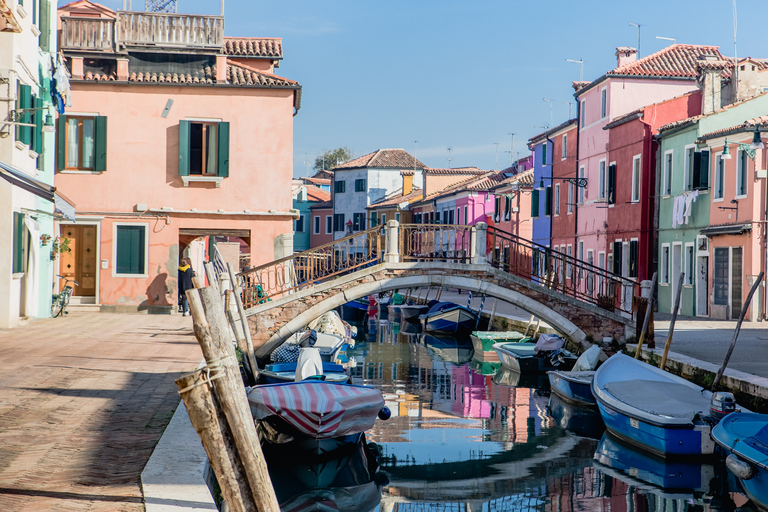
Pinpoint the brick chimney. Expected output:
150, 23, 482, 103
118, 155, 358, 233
697, 58, 727, 115
401, 170, 414, 196
615, 47, 637, 68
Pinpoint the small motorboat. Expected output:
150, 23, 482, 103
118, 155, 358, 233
398, 303, 429, 323
276, 329, 351, 364
547, 370, 596, 407
248, 380, 388, 456
307, 310, 357, 340
547, 394, 604, 439
340, 298, 368, 322
259, 361, 350, 384
419, 301, 478, 335
711, 412, 768, 509
492, 366, 550, 390
592, 353, 743, 458
422, 333, 474, 364
493, 335, 577, 373
470, 330, 533, 355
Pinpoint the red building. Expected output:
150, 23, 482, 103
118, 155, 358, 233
549, 120, 579, 264
603, 91, 701, 282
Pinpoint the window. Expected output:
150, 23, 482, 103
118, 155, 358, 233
448, 209, 454, 224
612, 241, 622, 274
294, 214, 305, 233
333, 213, 345, 232
566, 245, 572, 278
631, 155, 641, 202
12, 212, 27, 274
567, 182, 574, 213
580, 100, 586, 128
683, 146, 694, 191
737, 149, 748, 197
494, 196, 501, 222
554, 184, 560, 216
16, 84, 44, 156
587, 249, 594, 267
562, 134, 567, 159
178, 120, 229, 177
435, 211, 441, 224
334, 180, 346, 193
115, 224, 147, 276
395, 212, 400, 222
504, 196, 511, 221
352, 212, 366, 231
542, 143, 547, 166
714, 153, 725, 199
629, 239, 638, 278
544, 187, 551, 217
57, 115, 107, 171
370, 211, 378, 227
607, 163, 616, 205
684, 243, 694, 285
693, 150, 710, 190
598, 160, 606, 200
381, 213, 387, 225
578, 167, 585, 203
464, 206, 468, 224
313, 216, 320, 234
456, 207, 461, 224
325, 215, 332, 234
355, 178, 366, 192
600, 88, 607, 118
531, 189, 540, 217
660, 244, 670, 284
663, 151, 673, 196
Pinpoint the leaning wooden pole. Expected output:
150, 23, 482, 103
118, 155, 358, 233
176, 370, 257, 512
634, 272, 657, 359
187, 287, 280, 512
712, 271, 764, 391
227, 262, 258, 379
660, 272, 685, 370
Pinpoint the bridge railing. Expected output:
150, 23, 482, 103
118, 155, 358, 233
238, 226, 382, 308
399, 223, 473, 262
487, 227, 638, 315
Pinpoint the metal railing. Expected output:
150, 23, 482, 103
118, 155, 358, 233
60, 17, 116, 51
399, 223, 473, 262
117, 11, 223, 48
238, 226, 382, 308
487, 227, 638, 314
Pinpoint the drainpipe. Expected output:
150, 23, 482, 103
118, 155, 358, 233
638, 108, 655, 284
762, 145, 767, 320
574, 101, 581, 258
546, 134, 554, 248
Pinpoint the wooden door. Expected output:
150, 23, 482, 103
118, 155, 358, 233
59, 225, 97, 296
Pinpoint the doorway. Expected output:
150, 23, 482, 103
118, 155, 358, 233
671, 243, 683, 312
59, 224, 98, 298
696, 255, 708, 316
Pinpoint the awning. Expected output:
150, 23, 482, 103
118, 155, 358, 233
54, 193, 77, 222
0, 161, 77, 221
700, 223, 752, 237
0, 0, 22, 33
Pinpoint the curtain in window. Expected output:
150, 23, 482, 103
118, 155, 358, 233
206, 124, 218, 174
82, 118, 95, 169
66, 118, 79, 168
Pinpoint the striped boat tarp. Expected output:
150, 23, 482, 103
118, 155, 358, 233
248, 382, 384, 439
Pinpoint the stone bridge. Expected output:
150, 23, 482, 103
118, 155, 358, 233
238, 222, 640, 358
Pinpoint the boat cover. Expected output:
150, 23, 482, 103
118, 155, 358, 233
248, 382, 384, 439
603, 379, 711, 420
426, 302, 460, 314
296, 348, 323, 381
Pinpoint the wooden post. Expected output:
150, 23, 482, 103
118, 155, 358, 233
227, 263, 258, 378
176, 370, 257, 512
660, 272, 685, 370
634, 272, 658, 359
204, 261, 220, 295
487, 299, 498, 330
712, 271, 764, 391
186, 287, 280, 512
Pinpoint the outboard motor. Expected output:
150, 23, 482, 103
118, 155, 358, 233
710, 391, 737, 421
295, 347, 323, 382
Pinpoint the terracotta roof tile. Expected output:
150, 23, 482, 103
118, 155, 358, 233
227, 63, 299, 87
608, 44, 724, 78
659, 91, 768, 133
367, 187, 424, 209
491, 168, 535, 190
334, 149, 426, 170
127, 67, 216, 84
309, 200, 333, 209
414, 171, 497, 205
699, 115, 768, 140
424, 167, 487, 176
222, 37, 282, 58
528, 118, 578, 144
572, 81, 590, 91
305, 185, 330, 202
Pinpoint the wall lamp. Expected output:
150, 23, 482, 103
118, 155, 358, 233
721, 128, 764, 161
718, 199, 739, 221
4, 107, 55, 132
537, 176, 588, 191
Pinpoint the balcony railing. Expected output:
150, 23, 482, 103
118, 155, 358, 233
399, 223, 473, 263
60, 11, 224, 52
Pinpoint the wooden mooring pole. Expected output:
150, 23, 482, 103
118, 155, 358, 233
227, 262, 258, 380
634, 272, 657, 359
659, 272, 685, 370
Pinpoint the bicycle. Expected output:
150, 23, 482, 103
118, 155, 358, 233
52, 275, 79, 318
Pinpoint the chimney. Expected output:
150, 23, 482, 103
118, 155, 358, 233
697, 59, 727, 115
401, 170, 414, 196
615, 47, 638, 68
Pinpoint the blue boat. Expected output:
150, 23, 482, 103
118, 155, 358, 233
592, 353, 741, 458
419, 302, 478, 335
493, 341, 577, 373
340, 298, 368, 322
712, 412, 768, 510
547, 370, 596, 407
547, 394, 604, 439
259, 361, 350, 384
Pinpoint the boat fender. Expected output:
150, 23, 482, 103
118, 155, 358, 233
726, 453, 756, 480
710, 392, 737, 421
378, 406, 391, 420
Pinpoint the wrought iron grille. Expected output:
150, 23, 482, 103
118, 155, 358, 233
399, 224, 473, 262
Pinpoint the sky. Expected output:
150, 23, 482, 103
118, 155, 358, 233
64, 0, 768, 177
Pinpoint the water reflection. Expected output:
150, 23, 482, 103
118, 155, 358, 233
337, 318, 751, 511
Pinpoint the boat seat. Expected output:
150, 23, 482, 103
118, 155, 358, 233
604, 379, 711, 420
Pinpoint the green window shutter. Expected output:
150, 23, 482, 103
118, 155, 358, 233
613, 242, 622, 274
178, 120, 191, 176
607, 163, 616, 204
217, 121, 229, 178
33, 96, 43, 156
39, 0, 50, 51
531, 189, 540, 217
699, 151, 710, 189
116, 225, 145, 274
93, 115, 107, 171
56, 115, 67, 170
545, 187, 552, 216
18, 84, 32, 144
542, 144, 547, 166
12, 212, 25, 273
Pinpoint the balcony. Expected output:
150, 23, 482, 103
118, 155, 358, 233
60, 11, 224, 52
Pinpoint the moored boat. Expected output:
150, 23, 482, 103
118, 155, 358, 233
591, 353, 742, 458
547, 394, 604, 439
419, 301, 478, 335
493, 338, 577, 373
422, 333, 474, 364
340, 298, 368, 322
470, 330, 532, 354
259, 361, 350, 384
277, 329, 351, 364
398, 303, 429, 322
711, 412, 768, 509
547, 370, 596, 407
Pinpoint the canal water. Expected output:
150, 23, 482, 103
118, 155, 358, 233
330, 315, 755, 512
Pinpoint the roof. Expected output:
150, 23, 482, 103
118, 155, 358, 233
659, 90, 768, 134
222, 37, 282, 58
699, 115, 768, 141
367, 187, 424, 209
528, 118, 578, 145
309, 200, 333, 210
424, 167, 488, 176
333, 149, 426, 171
700, 223, 752, 237
306, 186, 330, 202
303, 177, 331, 186
490, 168, 535, 191
413, 171, 499, 205
603, 109, 644, 129
576, 44, 725, 97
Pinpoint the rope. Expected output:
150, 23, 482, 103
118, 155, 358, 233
177, 354, 235, 395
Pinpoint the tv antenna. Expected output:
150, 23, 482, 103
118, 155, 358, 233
145, 0, 177, 12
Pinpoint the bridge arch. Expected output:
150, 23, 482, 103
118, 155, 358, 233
254, 271, 589, 358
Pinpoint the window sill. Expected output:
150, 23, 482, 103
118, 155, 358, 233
30, 25, 40, 37
28, 150, 39, 160
59, 170, 102, 174
15, 5, 27, 18
734, 194, 747, 200
713, 197, 725, 203
113, 273, 149, 279
15, 141, 27, 151
12, 272, 25, 280
182, 175, 223, 187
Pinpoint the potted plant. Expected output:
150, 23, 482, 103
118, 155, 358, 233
50, 236, 72, 261
40, 234, 52, 246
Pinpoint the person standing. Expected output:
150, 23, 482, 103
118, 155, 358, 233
178, 257, 195, 316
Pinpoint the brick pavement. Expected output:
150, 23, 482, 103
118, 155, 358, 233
0, 313, 202, 512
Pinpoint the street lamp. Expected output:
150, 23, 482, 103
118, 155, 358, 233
722, 128, 764, 160
538, 176, 588, 190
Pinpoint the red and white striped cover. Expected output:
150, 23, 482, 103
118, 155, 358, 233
248, 382, 384, 439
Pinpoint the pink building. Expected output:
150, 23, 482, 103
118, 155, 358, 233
55, 1, 300, 312
309, 200, 334, 248
575, 45, 725, 272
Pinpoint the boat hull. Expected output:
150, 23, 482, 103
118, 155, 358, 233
494, 342, 577, 373
470, 331, 531, 353
398, 304, 429, 322
259, 362, 350, 384
421, 305, 477, 335
712, 413, 768, 510
547, 370, 596, 407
